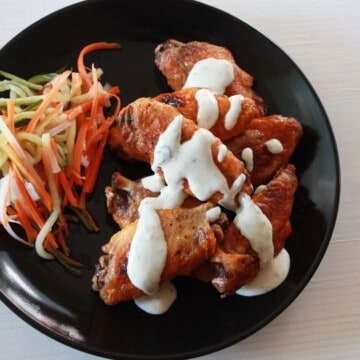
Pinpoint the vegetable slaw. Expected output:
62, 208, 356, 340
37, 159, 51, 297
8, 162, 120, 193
0, 42, 121, 270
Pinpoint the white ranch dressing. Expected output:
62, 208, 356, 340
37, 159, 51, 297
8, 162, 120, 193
141, 172, 165, 193
134, 281, 177, 315
195, 88, 219, 129
224, 94, 244, 130
234, 193, 274, 266
265, 138, 284, 154
152, 115, 245, 209
241, 147, 254, 172
233, 192, 291, 296
127, 184, 187, 295
217, 144, 228, 163
218, 173, 246, 211
206, 206, 222, 223
183, 58, 234, 95
254, 184, 267, 195
236, 248, 290, 296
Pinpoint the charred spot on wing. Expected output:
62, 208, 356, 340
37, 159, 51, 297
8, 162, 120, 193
92, 255, 110, 291
112, 189, 131, 214
120, 259, 128, 275
158, 93, 184, 108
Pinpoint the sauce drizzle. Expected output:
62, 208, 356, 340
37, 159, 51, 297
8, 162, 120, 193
234, 192, 273, 266
241, 147, 254, 172
153, 115, 244, 207
224, 94, 244, 130
183, 58, 234, 94
195, 88, 219, 129
127, 184, 186, 295
265, 138, 284, 154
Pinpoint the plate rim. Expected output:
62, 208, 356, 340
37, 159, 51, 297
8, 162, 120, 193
0, 0, 341, 358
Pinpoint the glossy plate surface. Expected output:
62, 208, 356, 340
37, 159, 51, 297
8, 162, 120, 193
0, 0, 340, 358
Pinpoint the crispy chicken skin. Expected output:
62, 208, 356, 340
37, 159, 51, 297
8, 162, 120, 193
154, 39, 264, 107
103, 165, 298, 298
225, 115, 303, 185
108, 97, 253, 201
195, 164, 298, 296
252, 164, 298, 256
155, 87, 264, 141
105, 173, 158, 229
108, 98, 181, 163
193, 232, 259, 297
92, 203, 220, 305
106, 172, 203, 229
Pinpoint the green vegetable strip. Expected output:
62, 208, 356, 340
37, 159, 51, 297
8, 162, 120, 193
0, 95, 45, 107
0, 70, 42, 91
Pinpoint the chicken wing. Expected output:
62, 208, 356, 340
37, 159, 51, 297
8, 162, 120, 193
154, 39, 264, 107
105, 173, 159, 229
92, 203, 220, 305
108, 97, 253, 204
195, 164, 298, 296
106, 172, 202, 229
252, 164, 298, 256
155, 87, 264, 141
104, 165, 298, 298
225, 115, 303, 185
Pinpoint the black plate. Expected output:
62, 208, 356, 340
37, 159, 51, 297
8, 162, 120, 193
0, 0, 340, 359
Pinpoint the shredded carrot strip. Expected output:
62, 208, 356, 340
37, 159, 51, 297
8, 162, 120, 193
26, 70, 71, 133
66, 101, 93, 120
106, 86, 121, 96
59, 171, 78, 207
71, 120, 88, 185
35, 103, 63, 133
7, 100, 15, 134
6, 144, 53, 211
86, 118, 112, 152
13, 198, 37, 244
13, 166, 58, 249
89, 65, 100, 129
77, 42, 121, 91
85, 136, 107, 193
54, 215, 69, 256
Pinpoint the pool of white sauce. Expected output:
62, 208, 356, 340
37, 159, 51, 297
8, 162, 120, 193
126, 57, 290, 314
134, 281, 177, 315
236, 249, 290, 296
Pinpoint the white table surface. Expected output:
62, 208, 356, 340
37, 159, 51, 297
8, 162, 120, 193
1, 0, 359, 359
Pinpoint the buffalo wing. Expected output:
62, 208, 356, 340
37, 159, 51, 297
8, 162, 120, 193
154, 39, 264, 107
108, 97, 253, 201
225, 115, 302, 185
155, 87, 264, 141
92, 203, 220, 305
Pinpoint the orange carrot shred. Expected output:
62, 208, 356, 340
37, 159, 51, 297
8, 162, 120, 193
77, 42, 121, 92
26, 70, 71, 133
7, 100, 15, 134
